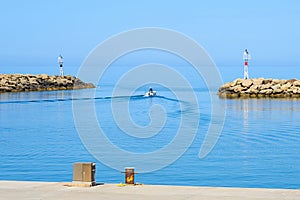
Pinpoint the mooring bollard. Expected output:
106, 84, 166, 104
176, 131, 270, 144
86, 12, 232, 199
122, 167, 137, 184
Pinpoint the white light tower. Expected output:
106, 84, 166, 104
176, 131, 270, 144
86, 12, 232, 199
58, 54, 64, 76
243, 49, 250, 79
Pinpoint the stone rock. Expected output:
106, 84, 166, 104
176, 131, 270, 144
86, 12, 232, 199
253, 78, 263, 85
242, 79, 253, 88
249, 84, 258, 90
41, 74, 49, 79
8, 80, 17, 85
259, 89, 267, 94
259, 89, 272, 95
260, 83, 271, 90
247, 85, 259, 94
263, 79, 273, 84
273, 88, 283, 94
57, 79, 67, 86
231, 78, 243, 87
265, 89, 273, 95
281, 82, 292, 91
233, 85, 244, 93
271, 84, 281, 90
222, 82, 231, 89
280, 79, 287, 85
292, 89, 298, 94
28, 78, 37, 84
293, 80, 300, 86
0, 87, 9, 92
287, 79, 297, 83
272, 79, 280, 84
0, 79, 7, 85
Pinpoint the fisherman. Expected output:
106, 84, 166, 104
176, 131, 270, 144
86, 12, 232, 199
149, 87, 153, 93
58, 54, 64, 76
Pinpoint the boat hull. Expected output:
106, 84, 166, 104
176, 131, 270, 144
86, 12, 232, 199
144, 91, 157, 97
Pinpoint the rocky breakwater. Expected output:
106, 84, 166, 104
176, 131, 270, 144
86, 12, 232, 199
0, 74, 95, 93
218, 78, 300, 98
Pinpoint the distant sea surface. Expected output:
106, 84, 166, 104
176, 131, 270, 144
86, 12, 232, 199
0, 65, 300, 189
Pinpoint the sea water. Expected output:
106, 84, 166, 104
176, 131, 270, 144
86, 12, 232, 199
0, 65, 299, 189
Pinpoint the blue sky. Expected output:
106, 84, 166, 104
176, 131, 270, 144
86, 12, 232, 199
0, 0, 299, 73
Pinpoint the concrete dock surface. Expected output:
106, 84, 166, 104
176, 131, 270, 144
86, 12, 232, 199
0, 181, 299, 200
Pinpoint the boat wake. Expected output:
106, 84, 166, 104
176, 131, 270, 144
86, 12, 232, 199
0, 94, 180, 105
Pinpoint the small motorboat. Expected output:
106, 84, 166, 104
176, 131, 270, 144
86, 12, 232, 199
145, 87, 157, 97
144, 90, 157, 97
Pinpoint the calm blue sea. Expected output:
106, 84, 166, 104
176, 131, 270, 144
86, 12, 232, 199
0, 65, 300, 189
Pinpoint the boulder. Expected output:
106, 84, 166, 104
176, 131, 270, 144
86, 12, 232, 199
66, 75, 72, 80
281, 82, 292, 91
259, 89, 267, 94
222, 82, 232, 89
263, 79, 273, 84
272, 79, 280, 84
41, 74, 49, 80
20, 78, 28, 85
265, 89, 273, 95
247, 85, 259, 94
231, 78, 243, 87
259, 89, 272, 95
233, 85, 244, 93
0, 79, 7, 85
287, 79, 297, 83
260, 83, 271, 90
271, 84, 281, 90
0, 86, 13, 92
280, 79, 287, 85
8, 80, 17, 85
230, 80, 238, 87
253, 78, 264, 85
249, 84, 258, 90
242, 79, 253, 88
57, 79, 67, 86
273, 88, 283, 94
293, 80, 300, 86
28, 78, 37, 84
293, 89, 299, 94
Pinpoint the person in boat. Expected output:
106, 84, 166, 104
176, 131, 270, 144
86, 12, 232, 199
149, 87, 153, 93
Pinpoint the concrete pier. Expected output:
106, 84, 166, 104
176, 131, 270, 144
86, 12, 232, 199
0, 181, 299, 200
